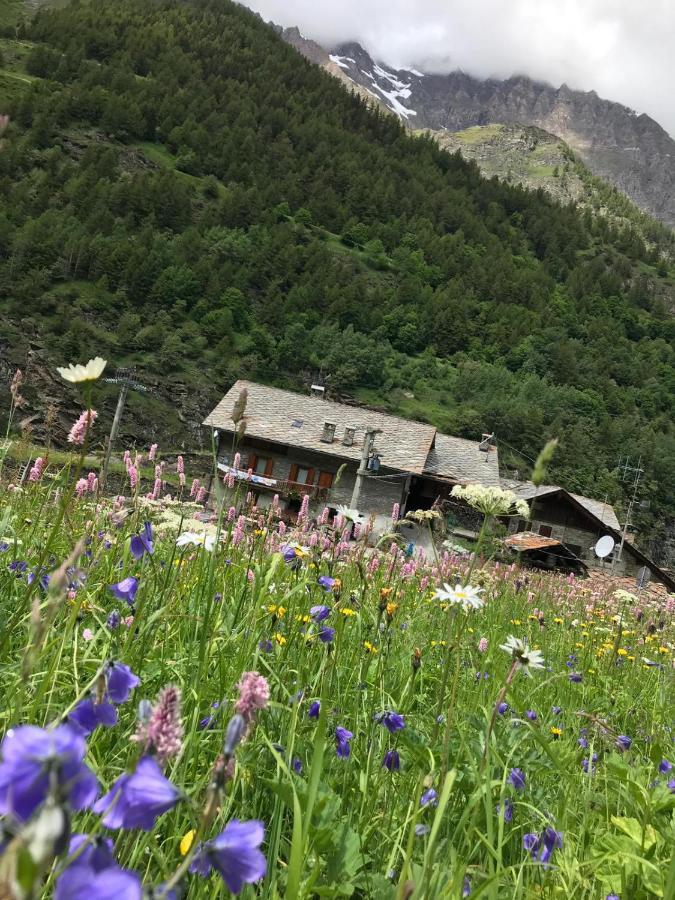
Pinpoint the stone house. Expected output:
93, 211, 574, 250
501, 481, 675, 591
202, 380, 499, 534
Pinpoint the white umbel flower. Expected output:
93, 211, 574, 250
451, 484, 529, 518
499, 635, 545, 676
435, 582, 484, 611
57, 357, 107, 383
335, 505, 362, 522
176, 531, 216, 551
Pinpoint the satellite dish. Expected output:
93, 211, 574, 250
594, 535, 615, 558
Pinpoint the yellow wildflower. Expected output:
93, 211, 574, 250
510, 619, 522, 626
340, 608, 357, 617
617, 648, 628, 657
554, 617, 564, 624
364, 641, 378, 654
550, 727, 563, 738
180, 830, 196, 856
658, 646, 669, 655
296, 614, 310, 624
274, 632, 286, 646
386, 602, 399, 617
267, 604, 286, 618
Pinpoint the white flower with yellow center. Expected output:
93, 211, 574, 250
176, 531, 216, 551
57, 357, 107, 383
434, 582, 484, 611
499, 635, 545, 676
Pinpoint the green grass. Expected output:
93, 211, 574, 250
0, 460, 673, 898
452, 124, 505, 145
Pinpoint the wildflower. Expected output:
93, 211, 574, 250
105, 662, 140, 704
82, 628, 94, 642
223, 714, 247, 757
259, 639, 273, 653
550, 727, 563, 738
181, 830, 196, 856
364, 641, 378, 654
55, 851, 141, 900
340, 607, 357, 617
310, 605, 331, 622
0, 725, 98, 821
382, 749, 400, 771
478, 637, 488, 653
308, 701, 321, 719
523, 827, 563, 867
57, 357, 107, 383
616, 735, 632, 752
176, 531, 216, 551
189, 819, 266, 893
318, 575, 337, 591
94, 757, 180, 830
292, 758, 303, 774
107, 610, 121, 630
463, 877, 471, 897
420, 788, 438, 808
274, 632, 286, 646
28, 457, 47, 482
434, 582, 484, 611
335, 505, 360, 522
68, 409, 98, 445
568, 672, 583, 683
68, 696, 118, 735
497, 797, 514, 822
134, 685, 183, 764
235, 672, 270, 728
414, 824, 430, 837
525, 710, 537, 721
378, 711, 405, 733
335, 726, 353, 758
148, 443, 158, 460
499, 636, 545, 675
507, 768, 526, 792
109, 576, 139, 606
582, 753, 598, 774
318, 626, 335, 643
130, 522, 154, 559
497, 702, 509, 715
451, 483, 529, 518
659, 759, 672, 774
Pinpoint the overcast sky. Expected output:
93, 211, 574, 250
242, 0, 675, 136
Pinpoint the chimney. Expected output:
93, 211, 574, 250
479, 432, 495, 452
321, 421, 336, 443
310, 383, 325, 399
342, 426, 356, 446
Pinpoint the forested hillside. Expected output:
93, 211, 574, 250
0, 0, 673, 555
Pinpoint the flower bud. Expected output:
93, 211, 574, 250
223, 713, 247, 757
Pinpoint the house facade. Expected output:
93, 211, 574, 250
203, 380, 499, 533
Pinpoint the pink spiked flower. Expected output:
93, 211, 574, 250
75, 478, 88, 498
196, 486, 207, 504
233, 452, 241, 471
179, 472, 186, 487
176, 455, 184, 475
391, 502, 400, 522
151, 477, 162, 500
128, 465, 138, 489
148, 443, 158, 461
28, 457, 46, 483
87, 471, 97, 492
235, 672, 270, 730
190, 478, 200, 498
478, 637, 488, 653
68, 409, 97, 445
134, 684, 184, 765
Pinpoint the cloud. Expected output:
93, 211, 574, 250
242, 0, 675, 136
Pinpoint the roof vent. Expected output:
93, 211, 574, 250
310, 384, 325, 399
321, 421, 336, 443
342, 426, 356, 446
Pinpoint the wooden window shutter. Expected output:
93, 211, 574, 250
263, 458, 274, 477
247, 454, 258, 472
318, 471, 334, 488
289, 463, 299, 484
306, 468, 315, 486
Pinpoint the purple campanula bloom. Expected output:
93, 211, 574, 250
578, 736, 588, 749
292, 758, 303, 774
658, 759, 672, 774
335, 726, 353, 759
281, 545, 297, 563
497, 798, 514, 822
317, 576, 336, 591
223, 714, 246, 757
382, 749, 400, 771
463, 876, 471, 897
420, 788, 438, 807
0, 725, 98, 822
379, 711, 405, 733
106, 662, 140, 704
568, 672, 583, 683
605, 895, 620, 900
55, 863, 141, 900
523, 832, 539, 854
507, 768, 526, 792
308, 701, 320, 719
94, 756, 179, 830
189, 819, 266, 893
130, 522, 153, 560
67, 833, 116, 870
497, 702, 509, 715
259, 639, 273, 653
525, 710, 537, 721
552, 706, 562, 715
109, 577, 138, 606
616, 735, 632, 752
582, 753, 598, 774
318, 626, 335, 643
538, 828, 563, 866
310, 605, 331, 622
107, 610, 121, 630
68, 696, 118, 735
414, 824, 430, 837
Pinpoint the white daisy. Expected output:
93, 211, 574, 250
499, 635, 545, 676
57, 357, 107, 383
335, 505, 362, 522
434, 582, 484, 611
176, 531, 216, 551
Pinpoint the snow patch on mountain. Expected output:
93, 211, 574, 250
329, 54, 355, 70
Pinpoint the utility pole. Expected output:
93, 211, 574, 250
612, 455, 643, 572
100, 369, 148, 489
350, 426, 381, 511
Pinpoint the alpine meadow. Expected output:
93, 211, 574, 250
0, 1, 674, 899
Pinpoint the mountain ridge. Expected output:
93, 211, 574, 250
276, 27, 675, 228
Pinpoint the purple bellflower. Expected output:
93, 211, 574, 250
383, 749, 400, 771
659, 759, 672, 774
94, 756, 179, 830
507, 768, 526, 792
109, 577, 139, 606
130, 522, 153, 560
68, 696, 118, 736
318, 626, 335, 643
0, 725, 98, 822
189, 819, 267, 894
308, 701, 321, 719
317, 576, 336, 591
616, 735, 632, 752
335, 726, 353, 759
378, 711, 405, 733
55, 833, 142, 900
523, 827, 563, 867
420, 788, 438, 808
106, 662, 140, 704
310, 605, 331, 622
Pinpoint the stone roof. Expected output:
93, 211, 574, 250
203, 380, 437, 474
501, 480, 621, 531
424, 433, 500, 487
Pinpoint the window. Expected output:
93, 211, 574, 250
516, 519, 529, 533
317, 471, 334, 489
247, 455, 274, 477
538, 524, 553, 538
289, 464, 315, 486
